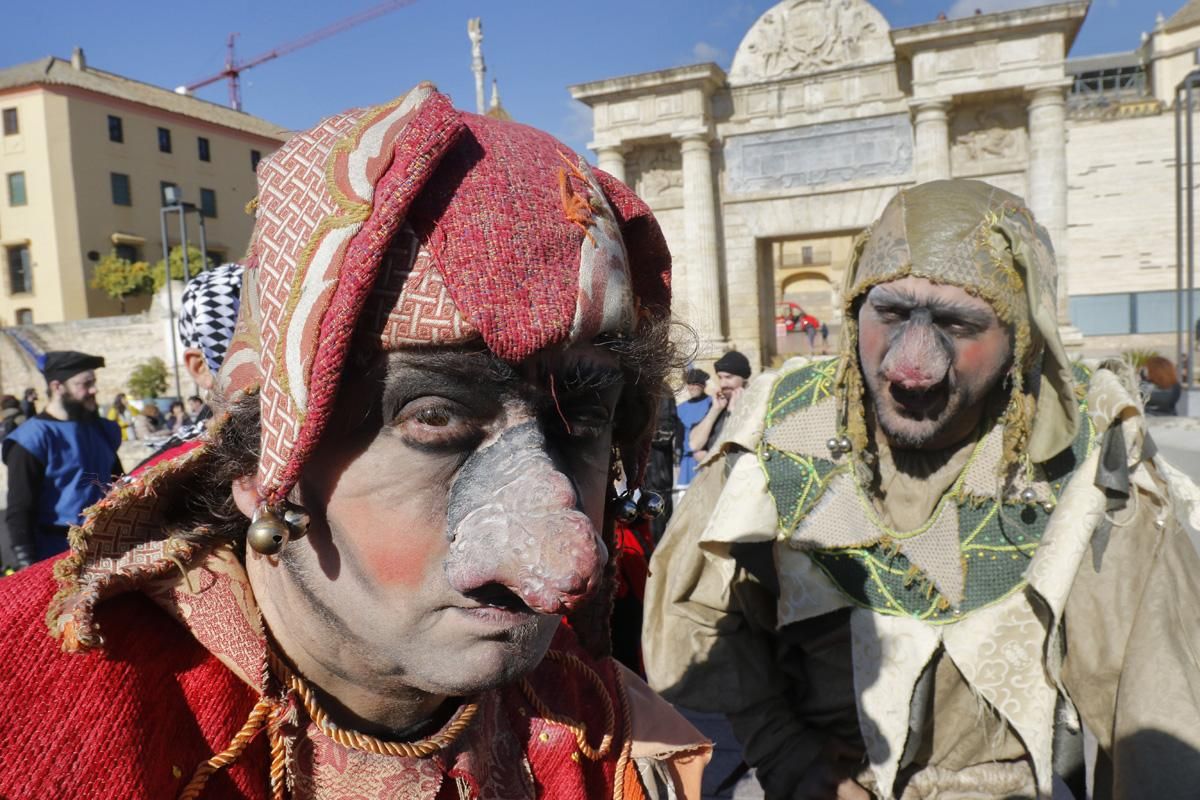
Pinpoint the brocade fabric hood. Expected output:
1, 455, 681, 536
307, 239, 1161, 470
837, 179, 1078, 465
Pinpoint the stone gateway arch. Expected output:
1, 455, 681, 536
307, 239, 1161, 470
573, 0, 1198, 367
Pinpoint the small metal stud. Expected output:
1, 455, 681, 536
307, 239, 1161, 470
837, 436, 852, 452
827, 437, 843, 454
246, 506, 290, 556
1019, 487, 1037, 504
615, 494, 640, 523
1041, 501, 1056, 513
282, 506, 310, 536
638, 491, 666, 520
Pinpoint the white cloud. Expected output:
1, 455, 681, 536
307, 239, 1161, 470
692, 41, 728, 62
947, 0, 1048, 18
560, 100, 595, 155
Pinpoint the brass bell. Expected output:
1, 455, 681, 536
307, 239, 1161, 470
247, 506, 290, 556
615, 494, 640, 523
638, 491, 666, 519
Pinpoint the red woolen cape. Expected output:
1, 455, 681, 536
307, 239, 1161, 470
0, 559, 268, 798
0, 559, 644, 799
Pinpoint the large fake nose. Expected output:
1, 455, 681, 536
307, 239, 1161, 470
443, 424, 607, 615
881, 322, 951, 391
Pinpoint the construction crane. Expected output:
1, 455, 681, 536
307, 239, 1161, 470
176, 0, 418, 111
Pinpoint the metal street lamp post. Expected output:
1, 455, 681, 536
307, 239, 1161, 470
160, 186, 210, 400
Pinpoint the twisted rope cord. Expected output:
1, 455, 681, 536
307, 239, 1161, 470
178, 696, 277, 800
267, 705, 288, 800
520, 650, 615, 761
265, 647, 480, 758
612, 666, 634, 800
287, 674, 478, 757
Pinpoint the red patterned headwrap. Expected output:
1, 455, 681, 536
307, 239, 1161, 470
219, 84, 671, 507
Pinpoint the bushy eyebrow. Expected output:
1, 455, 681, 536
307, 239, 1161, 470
382, 348, 624, 406
868, 285, 996, 327
386, 348, 518, 386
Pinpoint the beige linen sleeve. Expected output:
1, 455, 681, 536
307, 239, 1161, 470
642, 452, 826, 798
1061, 462, 1200, 800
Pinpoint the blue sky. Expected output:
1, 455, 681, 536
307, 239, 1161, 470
2, 0, 1182, 155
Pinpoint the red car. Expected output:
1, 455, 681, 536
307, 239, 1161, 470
775, 302, 819, 333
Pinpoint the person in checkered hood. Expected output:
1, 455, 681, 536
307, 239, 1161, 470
0, 85, 711, 799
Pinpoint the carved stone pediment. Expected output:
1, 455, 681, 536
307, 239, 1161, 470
626, 143, 683, 207
730, 0, 894, 85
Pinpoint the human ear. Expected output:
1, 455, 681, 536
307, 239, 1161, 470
231, 475, 259, 520
183, 348, 214, 392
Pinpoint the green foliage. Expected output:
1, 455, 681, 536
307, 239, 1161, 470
150, 245, 212, 291
128, 357, 168, 399
1122, 348, 1160, 370
90, 251, 154, 306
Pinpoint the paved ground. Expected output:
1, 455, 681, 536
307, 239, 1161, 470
1145, 416, 1200, 553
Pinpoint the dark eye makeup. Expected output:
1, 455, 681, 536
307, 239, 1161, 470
392, 397, 486, 451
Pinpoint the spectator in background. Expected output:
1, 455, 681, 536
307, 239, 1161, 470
0, 395, 25, 438
132, 403, 165, 440
129, 265, 245, 473
177, 262, 243, 406
1141, 355, 1182, 416
689, 350, 751, 463
106, 393, 135, 441
19, 388, 37, 420
644, 388, 678, 542
800, 312, 819, 353
676, 368, 712, 488
167, 400, 188, 432
185, 395, 209, 425
2, 351, 121, 568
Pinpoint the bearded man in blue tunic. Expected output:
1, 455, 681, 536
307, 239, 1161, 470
644, 180, 1200, 800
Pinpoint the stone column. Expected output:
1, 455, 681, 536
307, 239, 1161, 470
594, 145, 627, 184
678, 131, 724, 349
1026, 80, 1078, 339
910, 98, 952, 183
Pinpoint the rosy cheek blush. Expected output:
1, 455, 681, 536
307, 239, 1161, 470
332, 493, 438, 589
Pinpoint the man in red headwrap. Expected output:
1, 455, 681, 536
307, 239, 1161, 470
0, 84, 709, 799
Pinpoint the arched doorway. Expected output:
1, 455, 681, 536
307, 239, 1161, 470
764, 232, 858, 360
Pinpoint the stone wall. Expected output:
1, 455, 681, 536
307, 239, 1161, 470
1065, 111, 1178, 297
0, 285, 193, 406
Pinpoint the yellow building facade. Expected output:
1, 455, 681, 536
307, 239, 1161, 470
0, 49, 288, 324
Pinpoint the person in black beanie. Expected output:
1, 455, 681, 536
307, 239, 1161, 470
2, 351, 122, 568
688, 350, 752, 464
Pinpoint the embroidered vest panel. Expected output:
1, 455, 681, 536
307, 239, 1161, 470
760, 360, 1094, 623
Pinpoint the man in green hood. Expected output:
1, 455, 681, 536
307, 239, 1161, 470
644, 180, 1200, 799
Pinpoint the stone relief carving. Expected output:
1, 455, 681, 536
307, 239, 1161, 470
730, 0, 893, 84
725, 114, 912, 195
950, 103, 1027, 173
627, 144, 683, 206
